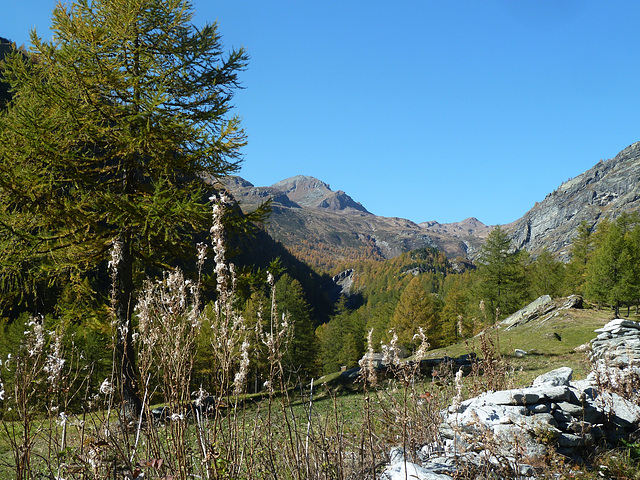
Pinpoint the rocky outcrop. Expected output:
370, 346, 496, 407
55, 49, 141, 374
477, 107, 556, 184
509, 142, 640, 260
500, 295, 583, 331
332, 268, 354, 297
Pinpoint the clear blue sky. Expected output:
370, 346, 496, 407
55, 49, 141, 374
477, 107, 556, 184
3, 1, 640, 225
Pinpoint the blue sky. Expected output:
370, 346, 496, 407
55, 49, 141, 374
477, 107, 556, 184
3, 1, 640, 225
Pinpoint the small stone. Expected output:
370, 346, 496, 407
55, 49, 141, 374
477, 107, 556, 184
553, 409, 573, 423
528, 403, 551, 413
556, 401, 584, 416
558, 433, 584, 447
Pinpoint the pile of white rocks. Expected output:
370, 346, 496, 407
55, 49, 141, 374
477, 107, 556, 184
379, 318, 640, 480
591, 317, 640, 368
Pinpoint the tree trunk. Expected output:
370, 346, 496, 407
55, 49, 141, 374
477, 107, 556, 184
114, 231, 142, 421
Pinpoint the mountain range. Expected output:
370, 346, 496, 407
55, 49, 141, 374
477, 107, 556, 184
224, 141, 640, 268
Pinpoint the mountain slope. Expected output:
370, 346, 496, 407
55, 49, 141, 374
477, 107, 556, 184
510, 142, 640, 259
224, 175, 486, 269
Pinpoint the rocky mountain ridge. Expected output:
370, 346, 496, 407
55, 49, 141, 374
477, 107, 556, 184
224, 175, 488, 263
225, 141, 640, 266
510, 141, 640, 260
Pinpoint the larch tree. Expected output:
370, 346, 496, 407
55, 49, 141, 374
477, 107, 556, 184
585, 214, 640, 317
390, 275, 441, 352
275, 274, 319, 379
565, 221, 594, 295
0, 0, 248, 417
529, 249, 565, 299
475, 226, 526, 321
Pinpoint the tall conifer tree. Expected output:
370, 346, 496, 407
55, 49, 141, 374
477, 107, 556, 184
0, 0, 248, 417
475, 226, 526, 320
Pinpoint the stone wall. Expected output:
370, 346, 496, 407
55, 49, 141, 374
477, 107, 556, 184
378, 318, 640, 480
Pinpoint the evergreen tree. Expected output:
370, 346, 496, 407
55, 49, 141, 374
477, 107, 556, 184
475, 226, 526, 321
275, 274, 319, 379
585, 216, 640, 317
565, 221, 594, 295
317, 297, 366, 374
529, 249, 565, 299
0, 0, 248, 417
441, 274, 471, 342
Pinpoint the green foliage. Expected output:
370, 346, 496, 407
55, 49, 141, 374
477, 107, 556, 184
0, 0, 250, 416
0, 0, 248, 317
389, 275, 442, 352
275, 274, 319, 379
475, 226, 527, 320
440, 273, 473, 342
585, 213, 640, 316
317, 297, 366, 374
564, 221, 594, 295
528, 249, 566, 299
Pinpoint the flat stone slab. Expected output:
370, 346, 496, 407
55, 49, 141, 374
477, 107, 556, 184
479, 385, 571, 405
594, 318, 640, 333
451, 403, 527, 429
533, 367, 573, 387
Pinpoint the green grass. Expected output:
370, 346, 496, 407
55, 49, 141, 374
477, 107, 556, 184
0, 304, 627, 479
424, 304, 612, 387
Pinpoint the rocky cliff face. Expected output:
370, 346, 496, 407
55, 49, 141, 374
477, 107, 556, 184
510, 142, 640, 260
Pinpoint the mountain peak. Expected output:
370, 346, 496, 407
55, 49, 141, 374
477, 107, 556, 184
271, 175, 330, 191
225, 175, 369, 214
269, 175, 369, 213
270, 176, 332, 207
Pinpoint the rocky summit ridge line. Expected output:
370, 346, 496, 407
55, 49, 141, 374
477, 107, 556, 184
223, 175, 490, 262
224, 141, 640, 264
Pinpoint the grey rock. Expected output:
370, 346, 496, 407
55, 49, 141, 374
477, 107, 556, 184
553, 409, 573, 423
594, 318, 640, 332
520, 413, 559, 431
556, 401, 584, 417
596, 391, 640, 427
527, 403, 551, 414
533, 367, 573, 387
492, 424, 548, 458
501, 295, 552, 330
380, 448, 454, 480
558, 433, 584, 447
482, 389, 542, 405
420, 456, 458, 475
